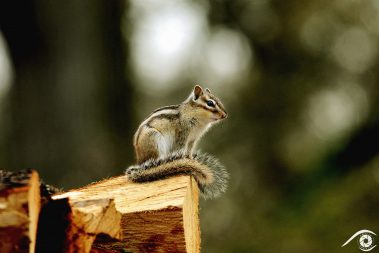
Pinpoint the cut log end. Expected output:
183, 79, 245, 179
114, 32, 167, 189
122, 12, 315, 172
0, 169, 41, 253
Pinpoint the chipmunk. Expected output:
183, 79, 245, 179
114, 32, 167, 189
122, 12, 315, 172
125, 85, 229, 198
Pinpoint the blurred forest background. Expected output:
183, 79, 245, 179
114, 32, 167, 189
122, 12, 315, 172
1, 0, 379, 252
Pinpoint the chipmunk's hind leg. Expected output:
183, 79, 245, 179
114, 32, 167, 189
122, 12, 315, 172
135, 127, 161, 164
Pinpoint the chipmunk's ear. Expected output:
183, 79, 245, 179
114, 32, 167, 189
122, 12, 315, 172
205, 88, 211, 93
193, 85, 203, 100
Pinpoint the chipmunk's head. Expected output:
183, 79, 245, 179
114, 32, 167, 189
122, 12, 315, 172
187, 85, 227, 123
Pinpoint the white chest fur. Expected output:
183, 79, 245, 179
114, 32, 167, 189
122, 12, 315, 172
155, 132, 174, 157
188, 123, 210, 143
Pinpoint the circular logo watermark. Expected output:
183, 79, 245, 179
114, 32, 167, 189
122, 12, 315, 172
342, 229, 377, 252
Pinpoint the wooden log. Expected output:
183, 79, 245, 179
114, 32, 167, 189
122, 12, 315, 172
53, 175, 200, 253
36, 194, 121, 253
0, 169, 41, 253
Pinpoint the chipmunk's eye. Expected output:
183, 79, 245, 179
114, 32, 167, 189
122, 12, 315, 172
206, 100, 215, 107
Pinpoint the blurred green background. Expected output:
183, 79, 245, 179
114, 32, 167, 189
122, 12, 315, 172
1, 0, 379, 252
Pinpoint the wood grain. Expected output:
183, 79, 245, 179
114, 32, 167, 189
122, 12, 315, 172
53, 175, 200, 253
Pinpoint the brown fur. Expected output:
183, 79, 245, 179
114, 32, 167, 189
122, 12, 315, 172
134, 158, 214, 186
125, 151, 229, 199
133, 85, 227, 164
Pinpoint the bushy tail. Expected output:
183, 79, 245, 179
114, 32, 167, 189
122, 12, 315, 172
125, 151, 229, 199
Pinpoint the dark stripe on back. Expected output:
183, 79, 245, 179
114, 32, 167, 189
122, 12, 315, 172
152, 104, 180, 113
146, 112, 180, 126
135, 105, 180, 145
